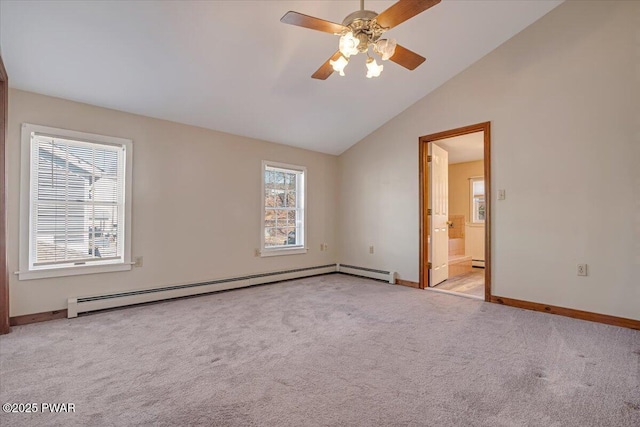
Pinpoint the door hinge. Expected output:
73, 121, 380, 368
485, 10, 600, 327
428, 262, 432, 269
427, 155, 432, 162
427, 208, 432, 215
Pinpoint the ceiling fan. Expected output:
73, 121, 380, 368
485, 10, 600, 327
281, 0, 441, 79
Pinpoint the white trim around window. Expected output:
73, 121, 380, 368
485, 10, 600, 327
260, 160, 307, 257
469, 176, 485, 224
18, 123, 133, 280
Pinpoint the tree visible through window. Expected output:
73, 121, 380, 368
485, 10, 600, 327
262, 162, 305, 251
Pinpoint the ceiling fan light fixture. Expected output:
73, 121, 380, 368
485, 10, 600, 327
366, 56, 383, 78
339, 31, 360, 58
280, 0, 438, 80
375, 38, 397, 61
330, 54, 349, 76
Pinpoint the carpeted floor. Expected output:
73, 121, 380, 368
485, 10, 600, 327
1, 274, 638, 426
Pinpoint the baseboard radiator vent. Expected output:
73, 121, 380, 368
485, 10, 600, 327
67, 264, 337, 318
472, 259, 485, 268
336, 263, 396, 284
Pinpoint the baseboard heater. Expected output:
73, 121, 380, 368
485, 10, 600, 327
67, 264, 337, 318
336, 263, 396, 284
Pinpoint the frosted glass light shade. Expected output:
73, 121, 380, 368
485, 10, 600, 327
376, 39, 397, 61
366, 57, 383, 78
330, 55, 349, 76
339, 32, 360, 58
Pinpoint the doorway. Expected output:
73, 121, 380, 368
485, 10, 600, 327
419, 122, 491, 301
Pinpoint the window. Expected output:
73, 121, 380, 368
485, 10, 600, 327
19, 124, 132, 280
470, 177, 485, 224
261, 161, 306, 256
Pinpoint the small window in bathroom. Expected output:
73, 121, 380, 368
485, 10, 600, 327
470, 177, 485, 224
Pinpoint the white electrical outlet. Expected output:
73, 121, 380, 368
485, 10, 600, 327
369, 245, 374, 254
577, 264, 588, 276
498, 189, 506, 200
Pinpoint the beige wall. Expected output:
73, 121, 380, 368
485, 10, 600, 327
7, 89, 338, 316
338, 1, 640, 320
448, 160, 484, 223
6, 1, 640, 322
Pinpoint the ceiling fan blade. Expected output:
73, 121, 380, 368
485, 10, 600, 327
311, 51, 342, 80
281, 11, 347, 34
389, 44, 426, 70
375, 0, 441, 29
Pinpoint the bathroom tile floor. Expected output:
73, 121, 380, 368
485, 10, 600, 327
436, 260, 485, 298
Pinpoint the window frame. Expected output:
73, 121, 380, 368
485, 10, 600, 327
469, 176, 485, 224
19, 123, 133, 280
260, 160, 307, 257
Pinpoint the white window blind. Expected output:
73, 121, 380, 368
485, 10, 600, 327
20, 124, 132, 280
262, 162, 306, 253
28, 131, 127, 270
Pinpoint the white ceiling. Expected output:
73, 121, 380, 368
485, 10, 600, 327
433, 132, 484, 164
0, 1, 562, 155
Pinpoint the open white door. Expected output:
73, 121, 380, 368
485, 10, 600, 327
429, 143, 449, 286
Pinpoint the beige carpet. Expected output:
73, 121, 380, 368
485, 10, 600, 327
1, 274, 638, 426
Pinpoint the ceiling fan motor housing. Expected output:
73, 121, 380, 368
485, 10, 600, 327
341, 10, 386, 52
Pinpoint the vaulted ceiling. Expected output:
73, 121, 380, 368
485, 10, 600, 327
0, 1, 562, 155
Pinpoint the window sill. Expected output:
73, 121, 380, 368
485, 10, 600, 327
260, 247, 308, 257
17, 262, 132, 281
